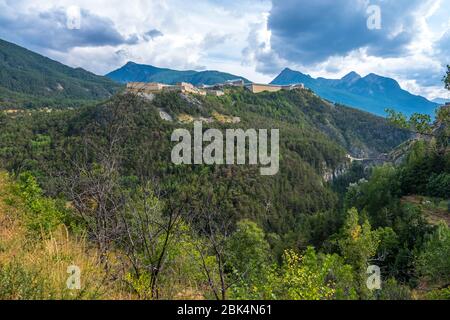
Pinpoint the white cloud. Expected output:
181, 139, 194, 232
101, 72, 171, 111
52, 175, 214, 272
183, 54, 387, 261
244, 0, 450, 99
0, 0, 448, 99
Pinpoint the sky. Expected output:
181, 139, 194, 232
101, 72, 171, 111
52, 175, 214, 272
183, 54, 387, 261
0, 0, 449, 100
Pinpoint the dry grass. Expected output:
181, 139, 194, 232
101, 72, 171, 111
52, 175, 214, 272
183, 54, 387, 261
0, 172, 132, 300
401, 195, 450, 227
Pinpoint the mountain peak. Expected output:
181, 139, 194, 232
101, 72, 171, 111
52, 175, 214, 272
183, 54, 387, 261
270, 68, 437, 117
362, 73, 401, 89
280, 67, 296, 74
341, 71, 361, 82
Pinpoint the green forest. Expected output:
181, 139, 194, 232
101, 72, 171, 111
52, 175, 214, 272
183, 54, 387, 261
0, 67, 449, 300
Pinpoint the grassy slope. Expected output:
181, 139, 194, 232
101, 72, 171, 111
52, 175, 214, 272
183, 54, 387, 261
401, 195, 449, 227
0, 172, 129, 300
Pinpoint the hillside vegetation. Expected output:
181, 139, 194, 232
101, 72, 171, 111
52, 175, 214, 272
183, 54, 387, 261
0, 85, 448, 300
0, 172, 131, 299
0, 88, 411, 239
0, 39, 123, 108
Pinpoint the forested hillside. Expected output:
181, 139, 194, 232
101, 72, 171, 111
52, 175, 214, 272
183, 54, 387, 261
0, 39, 123, 108
0, 88, 410, 236
0, 84, 448, 300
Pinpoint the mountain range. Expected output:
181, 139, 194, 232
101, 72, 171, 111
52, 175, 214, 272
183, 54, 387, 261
106, 61, 250, 85
271, 68, 438, 117
0, 37, 441, 117
0, 39, 122, 108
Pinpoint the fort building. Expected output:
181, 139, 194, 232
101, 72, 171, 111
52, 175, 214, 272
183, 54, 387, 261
127, 82, 168, 93
126, 80, 304, 96
245, 83, 305, 94
126, 82, 207, 96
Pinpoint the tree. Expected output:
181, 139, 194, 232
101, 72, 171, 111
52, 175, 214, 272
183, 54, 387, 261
277, 248, 336, 300
190, 209, 235, 300
386, 66, 450, 140
385, 108, 433, 136
226, 220, 272, 299
338, 208, 380, 298
416, 223, 450, 288
63, 96, 135, 264
121, 183, 182, 299
345, 166, 401, 227
269, 247, 357, 300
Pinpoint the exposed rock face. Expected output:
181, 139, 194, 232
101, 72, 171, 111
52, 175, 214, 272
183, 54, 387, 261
159, 109, 173, 122
137, 92, 155, 101
322, 161, 350, 182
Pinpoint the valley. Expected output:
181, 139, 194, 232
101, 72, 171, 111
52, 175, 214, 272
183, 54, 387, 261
0, 36, 448, 301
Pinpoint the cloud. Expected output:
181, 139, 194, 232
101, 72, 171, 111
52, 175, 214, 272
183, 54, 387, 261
0, 0, 446, 99
0, 5, 138, 52
267, 0, 425, 65
144, 29, 164, 41
242, 17, 286, 75
435, 29, 450, 62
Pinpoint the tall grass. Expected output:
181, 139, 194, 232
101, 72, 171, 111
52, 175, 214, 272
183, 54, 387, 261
0, 172, 131, 300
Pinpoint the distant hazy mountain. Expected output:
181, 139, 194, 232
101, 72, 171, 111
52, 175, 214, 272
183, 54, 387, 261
271, 68, 438, 117
106, 61, 250, 85
0, 39, 122, 107
432, 98, 449, 105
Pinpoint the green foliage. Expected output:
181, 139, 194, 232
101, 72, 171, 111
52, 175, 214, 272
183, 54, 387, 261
0, 90, 409, 247
0, 39, 123, 108
416, 223, 450, 286
226, 220, 272, 299
15, 172, 65, 235
425, 287, 450, 300
427, 173, 450, 198
276, 248, 336, 300
0, 260, 51, 300
264, 247, 357, 300
378, 278, 412, 300
338, 208, 380, 298
397, 140, 450, 197
345, 166, 401, 227
386, 108, 433, 135
0, 80, 447, 300
385, 109, 409, 130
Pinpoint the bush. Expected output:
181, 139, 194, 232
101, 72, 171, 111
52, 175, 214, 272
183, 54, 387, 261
15, 172, 65, 235
427, 173, 450, 198
0, 260, 51, 300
